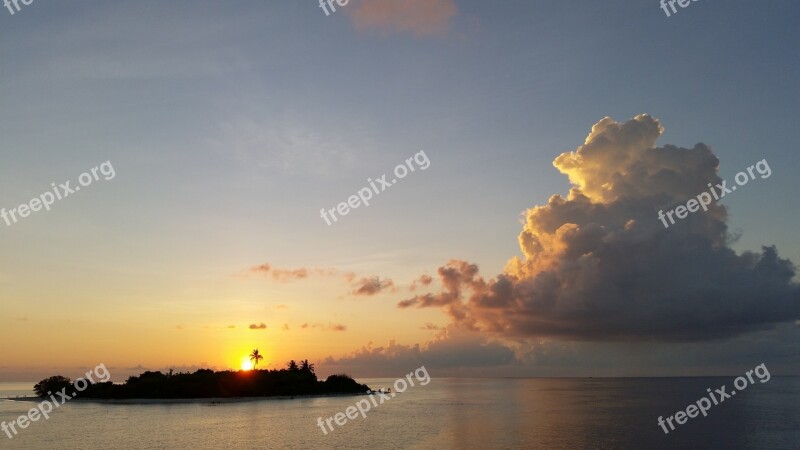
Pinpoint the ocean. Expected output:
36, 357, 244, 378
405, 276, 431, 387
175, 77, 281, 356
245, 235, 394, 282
1, 377, 798, 449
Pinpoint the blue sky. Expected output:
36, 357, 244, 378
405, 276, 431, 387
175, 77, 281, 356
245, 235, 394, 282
1, 0, 798, 379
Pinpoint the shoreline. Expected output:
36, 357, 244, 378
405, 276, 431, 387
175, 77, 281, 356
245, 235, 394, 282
4, 392, 367, 405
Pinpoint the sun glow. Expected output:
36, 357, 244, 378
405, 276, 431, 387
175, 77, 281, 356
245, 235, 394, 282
241, 358, 254, 371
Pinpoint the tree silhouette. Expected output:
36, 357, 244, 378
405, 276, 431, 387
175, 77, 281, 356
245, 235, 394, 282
34, 376, 72, 398
287, 360, 299, 372
33, 364, 370, 400
300, 359, 315, 374
249, 349, 264, 369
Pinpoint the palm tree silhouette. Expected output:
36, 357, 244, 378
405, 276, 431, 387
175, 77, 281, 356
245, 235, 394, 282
300, 359, 315, 374
249, 349, 264, 369
287, 360, 299, 372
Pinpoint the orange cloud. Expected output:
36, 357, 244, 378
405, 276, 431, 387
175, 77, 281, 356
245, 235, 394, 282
348, 0, 457, 37
301, 323, 347, 332
410, 274, 433, 291
249, 263, 338, 281
248, 262, 396, 298
350, 276, 395, 296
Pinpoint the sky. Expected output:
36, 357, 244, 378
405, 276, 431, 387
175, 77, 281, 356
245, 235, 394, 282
1, 0, 799, 381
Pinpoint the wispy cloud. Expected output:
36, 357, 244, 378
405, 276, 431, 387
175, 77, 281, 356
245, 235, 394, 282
248, 263, 338, 281
211, 117, 365, 177
301, 323, 347, 332
36, 5, 256, 81
247, 263, 396, 298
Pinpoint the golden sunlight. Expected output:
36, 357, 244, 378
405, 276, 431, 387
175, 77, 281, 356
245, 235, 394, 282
241, 358, 253, 371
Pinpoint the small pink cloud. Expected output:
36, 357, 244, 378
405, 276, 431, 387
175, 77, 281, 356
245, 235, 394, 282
348, 0, 457, 37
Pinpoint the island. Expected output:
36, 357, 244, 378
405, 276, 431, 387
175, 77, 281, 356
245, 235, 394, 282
31, 359, 370, 401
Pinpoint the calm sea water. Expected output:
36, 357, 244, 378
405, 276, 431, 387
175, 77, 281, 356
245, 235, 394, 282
1, 378, 798, 449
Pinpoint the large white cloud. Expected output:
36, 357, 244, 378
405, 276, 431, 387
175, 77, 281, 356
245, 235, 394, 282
399, 115, 800, 341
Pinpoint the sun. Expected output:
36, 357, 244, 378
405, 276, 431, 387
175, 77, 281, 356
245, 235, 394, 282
241, 358, 254, 371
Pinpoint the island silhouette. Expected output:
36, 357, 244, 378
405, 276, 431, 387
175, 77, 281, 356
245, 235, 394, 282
33, 355, 370, 400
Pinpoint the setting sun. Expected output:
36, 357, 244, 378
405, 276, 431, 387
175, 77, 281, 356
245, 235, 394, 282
2, 1, 799, 448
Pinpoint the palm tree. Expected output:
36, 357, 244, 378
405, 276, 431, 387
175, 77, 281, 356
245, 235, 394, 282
287, 360, 299, 372
300, 359, 315, 374
249, 349, 264, 369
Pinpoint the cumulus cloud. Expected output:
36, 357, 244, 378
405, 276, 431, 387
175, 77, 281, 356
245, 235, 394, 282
347, 0, 457, 37
399, 115, 800, 342
351, 276, 396, 296
249, 323, 267, 330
